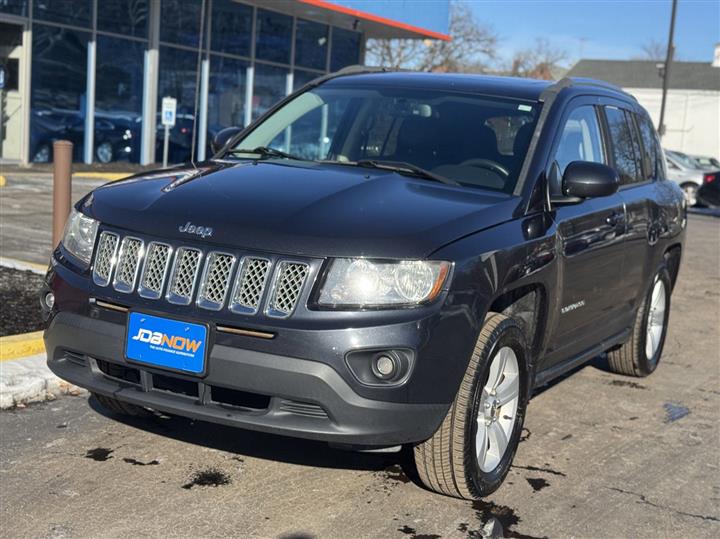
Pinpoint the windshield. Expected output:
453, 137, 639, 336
231, 84, 540, 193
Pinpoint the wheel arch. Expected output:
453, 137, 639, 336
664, 243, 682, 291
487, 283, 548, 366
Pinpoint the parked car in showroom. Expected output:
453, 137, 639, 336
665, 149, 711, 207
42, 69, 686, 499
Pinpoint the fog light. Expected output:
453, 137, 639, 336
44, 292, 55, 310
372, 354, 397, 380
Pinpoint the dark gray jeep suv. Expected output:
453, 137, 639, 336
43, 70, 686, 498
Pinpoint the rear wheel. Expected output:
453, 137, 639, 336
92, 393, 152, 418
608, 266, 671, 377
413, 313, 528, 499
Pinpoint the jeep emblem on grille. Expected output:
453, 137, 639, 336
178, 221, 213, 238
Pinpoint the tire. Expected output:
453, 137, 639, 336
413, 313, 529, 499
92, 393, 152, 418
608, 266, 671, 377
680, 182, 699, 207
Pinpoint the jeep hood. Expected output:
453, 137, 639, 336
83, 161, 518, 259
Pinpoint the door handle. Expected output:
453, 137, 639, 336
606, 210, 625, 226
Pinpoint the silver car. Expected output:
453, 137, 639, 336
665, 150, 706, 206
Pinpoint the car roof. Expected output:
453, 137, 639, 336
319, 69, 632, 103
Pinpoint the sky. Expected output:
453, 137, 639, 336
461, 0, 720, 65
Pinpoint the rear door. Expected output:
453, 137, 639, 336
543, 100, 629, 366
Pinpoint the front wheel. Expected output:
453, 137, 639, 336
413, 313, 528, 499
608, 266, 671, 377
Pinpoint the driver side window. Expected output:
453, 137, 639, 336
554, 106, 606, 176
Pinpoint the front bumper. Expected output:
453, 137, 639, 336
45, 311, 450, 446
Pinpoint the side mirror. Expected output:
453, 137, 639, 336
562, 161, 619, 199
211, 126, 242, 155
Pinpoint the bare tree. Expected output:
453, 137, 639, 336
365, 2, 498, 73
506, 38, 567, 80
638, 39, 667, 61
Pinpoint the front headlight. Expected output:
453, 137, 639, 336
61, 209, 99, 267
317, 259, 451, 308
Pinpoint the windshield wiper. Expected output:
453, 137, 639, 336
354, 160, 460, 186
226, 146, 304, 161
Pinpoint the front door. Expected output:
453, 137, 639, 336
0, 22, 24, 162
542, 103, 629, 367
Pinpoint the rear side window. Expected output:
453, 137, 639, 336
605, 106, 643, 185
553, 106, 605, 177
637, 114, 666, 181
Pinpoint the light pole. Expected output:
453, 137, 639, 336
658, 0, 678, 139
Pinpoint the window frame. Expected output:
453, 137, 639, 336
634, 112, 666, 182
543, 96, 610, 200
599, 103, 654, 190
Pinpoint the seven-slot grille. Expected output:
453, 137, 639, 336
91, 231, 310, 317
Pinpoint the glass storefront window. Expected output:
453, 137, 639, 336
30, 24, 89, 162
255, 8, 291, 64
330, 27, 361, 71
208, 55, 248, 130
33, 0, 92, 28
0, 0, 27, 16
158, 46, 199, 163
253, 63, 287, 121
293, 69, 321, 91
97, 0, 149, 38
95, 35, 145, 163
211, 0, 251, 57
160, 0, 202, 48
295, 19, 328, 70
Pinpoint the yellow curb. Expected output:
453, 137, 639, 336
73, 172, 131, 181
0, 331, 45, 362
0, 256, 48, 274
0, 174, 6, 187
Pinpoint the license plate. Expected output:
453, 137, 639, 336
126, 312, 207, 374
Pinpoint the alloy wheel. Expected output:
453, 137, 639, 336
476, 346, 520, 473
645, 279, 666, 359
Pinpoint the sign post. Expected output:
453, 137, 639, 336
0, 65, 6, 157
161, 96, 177, 168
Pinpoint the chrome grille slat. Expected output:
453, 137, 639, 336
92, 232, 119, 287
197, 252, 236, 310
138, 242, 171, 299
267, 262, 309, 318
230, 257, 270, 315
113, 237, 143, 293
166, 247, 202, 305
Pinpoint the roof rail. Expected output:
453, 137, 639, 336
540, 76, 636, 101
303, 65, 400, 89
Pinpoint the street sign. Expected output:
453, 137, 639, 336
161, 97, 177, 127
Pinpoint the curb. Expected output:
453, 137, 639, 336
74, 172, 131, 181
0, 353, 85, 409
0, 331, 46, 362
0, 256, 47, 274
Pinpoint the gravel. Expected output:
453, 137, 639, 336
0, 267, 45, 337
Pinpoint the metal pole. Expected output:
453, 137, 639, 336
52, 140, 73, 247
163, 125, 170, 168
658, 0, 678, 139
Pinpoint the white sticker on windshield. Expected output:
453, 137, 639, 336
518, 104, 533, 112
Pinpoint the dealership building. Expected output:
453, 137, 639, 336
0, 0, 449, 165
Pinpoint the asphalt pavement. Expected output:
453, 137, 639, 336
0, 185, 718, 538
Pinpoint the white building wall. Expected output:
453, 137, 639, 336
627, 87, 720, 160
